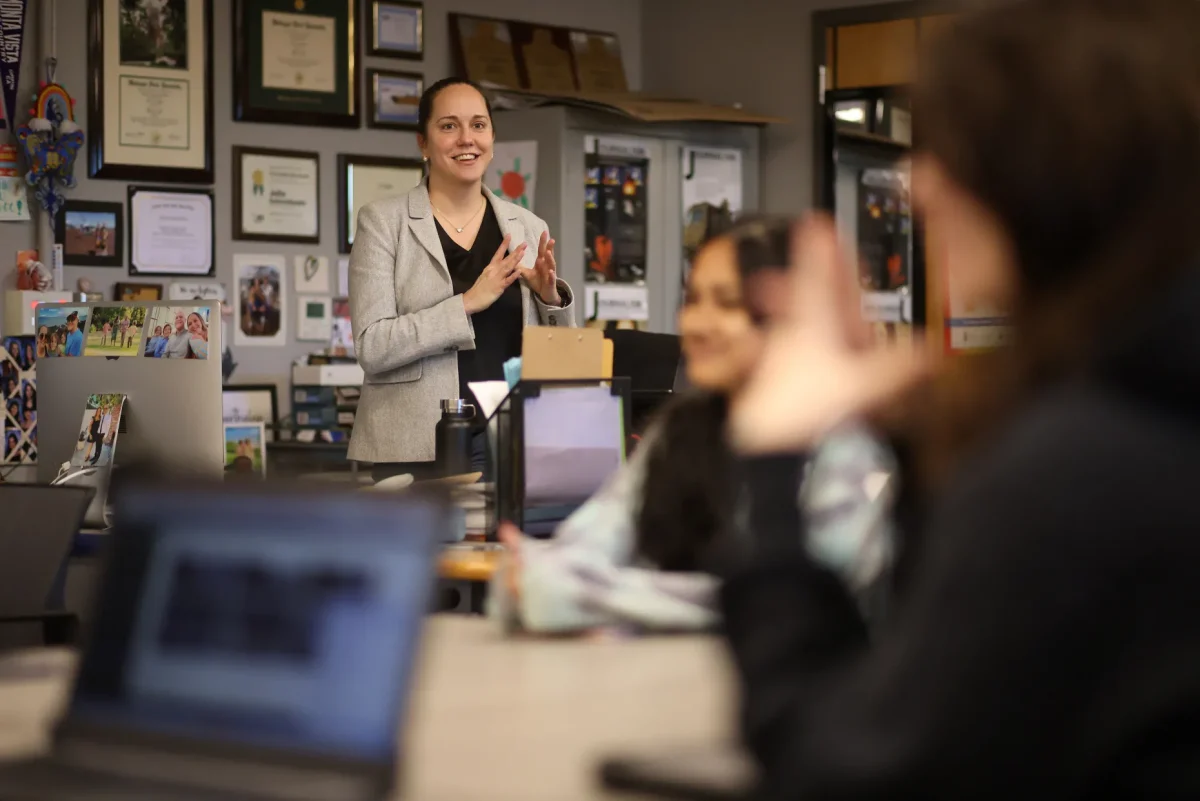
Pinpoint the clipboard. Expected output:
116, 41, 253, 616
521, 327, 612, 380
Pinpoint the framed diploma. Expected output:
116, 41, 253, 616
87, 0, 215, 183
232, 146, 320, 244
337, 154, 423, 253
233, 0, 360, 128
367, 69, 423, 131
368, 1, 423, 59
128, 185, 215, 277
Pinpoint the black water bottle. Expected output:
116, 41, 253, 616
435, 399, 475, 476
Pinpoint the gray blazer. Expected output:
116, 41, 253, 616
348, 181, 576, 464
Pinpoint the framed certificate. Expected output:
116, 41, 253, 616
337, 154, 423, 253
367, 69, 423, 131
128, 185, 215, 277
87, 0, 214, 183
368, 1, 423, 59
233, 0, 359, 128
232, 146, 320, 243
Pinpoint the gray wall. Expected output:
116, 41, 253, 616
0, 0, 642, 414
640, 0, 890, 215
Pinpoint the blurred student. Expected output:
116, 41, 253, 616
720, 1, 1200, 797
490, 217, 895, 634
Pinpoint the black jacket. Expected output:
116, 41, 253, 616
722, 270, 1200, 800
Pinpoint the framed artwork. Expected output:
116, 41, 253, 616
87, 0, 215, 183
367, 69, 422, 131
368, 1, 423, 59
337, 154, 423, 253
232, 146, 320, 243
55, 200, 124, 267
128, 185, 215, 277
113, 282, 164, 302
222, 383, 278, 441
232, 0, 360, 128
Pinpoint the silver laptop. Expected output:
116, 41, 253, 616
0, 480, 450, 801
0, 485, 94, 617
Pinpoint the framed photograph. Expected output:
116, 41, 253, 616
337, 154, 423, 253
223, 421, 267, 476
222, 383, 279, 439
368, 0, 423, 59
232, 253, 288, 347
232, 146, 320, 243
114, 282, 164, 302
87, 0, 214, 183
233, 0, 360, 128
367, 69, 422, 131
128, 185, 214, 277
55, 200, 124, 267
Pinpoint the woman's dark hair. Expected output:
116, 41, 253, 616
911, 0, 1200, 482
634, 215, 792, 572
416, 77, 493, 137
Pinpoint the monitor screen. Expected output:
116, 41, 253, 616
70, 489, 442, 761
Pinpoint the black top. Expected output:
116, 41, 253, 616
721, 268, 1200, 800
436, 203, 523, 418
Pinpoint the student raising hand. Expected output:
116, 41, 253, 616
728, 215, 926, 456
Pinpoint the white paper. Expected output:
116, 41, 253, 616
232, 253, 288, 347
682, 147, 743, 220
296, 296, 332, 341
337, 257, 350, 296
131, 191, 213, 275
0, 146, 28, 221
468, 380, 512, 423
523, 386, 623, 504
486, 141, 538, 210
294, 254, 330, 294
584, 284, 650, 322
241, 153, 320, 239
169, 281, 226, 302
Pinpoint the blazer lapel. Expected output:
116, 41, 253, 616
407, 181, 449, 279
486, 190, 529, 266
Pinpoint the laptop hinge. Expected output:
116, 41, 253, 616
54, 738, 377, 801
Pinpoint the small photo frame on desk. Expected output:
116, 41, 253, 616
113, 282, 164, 302
367, 69, 422, 131
55, 200, 125, 267
224, 421, 267, 476
368, 0, 423, 59
223, 383, 278, 442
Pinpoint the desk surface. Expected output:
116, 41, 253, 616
0, 616, 735, 801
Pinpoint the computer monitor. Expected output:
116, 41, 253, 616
34, 301, 223, 484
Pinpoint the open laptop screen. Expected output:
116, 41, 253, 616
69, 487, 443, 762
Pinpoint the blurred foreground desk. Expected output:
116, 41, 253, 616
0, 616, 735, 801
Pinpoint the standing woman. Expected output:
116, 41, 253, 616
349, 77, 574, 481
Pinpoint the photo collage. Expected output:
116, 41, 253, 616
35, 305, 211, 360
70, 393, 127, 470
1, 336, 36, 464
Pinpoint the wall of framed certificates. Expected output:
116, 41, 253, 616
0, 0, 644, 424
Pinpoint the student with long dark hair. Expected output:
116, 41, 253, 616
491, 216, 896, 633
722, 0, 1200, 796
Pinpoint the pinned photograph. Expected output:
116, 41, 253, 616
222, 384, 277, 442
36, 305, 91, 357
86, 305, 146, 356
223, 422, 266, 477
70, 393, 127, 469
329, 297, 354, 357
120, 0, 189, 69
1, 335, 37, 465
143, 306, 210, 359
233, 254, 287, 346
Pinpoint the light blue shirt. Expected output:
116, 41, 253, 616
64, 329, 84, 356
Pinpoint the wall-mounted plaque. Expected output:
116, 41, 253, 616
512, 24, 577, 93
368, 0, 423, 59
87, 0, 215, 183
569, 30, 629, 94
449, 14, 521, 89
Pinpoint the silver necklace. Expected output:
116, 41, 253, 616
432, 197, 486, 233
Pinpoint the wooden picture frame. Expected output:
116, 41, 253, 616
337, 154, 424, 253
367, 0, 424, 59
233, 0, 360, 128
128, 185, 216, 278
232, 146, 321, 244
87, 0, 215, 183
55, 200, 125, 267
366, 69, 423, 131
113, 282, 164, 302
